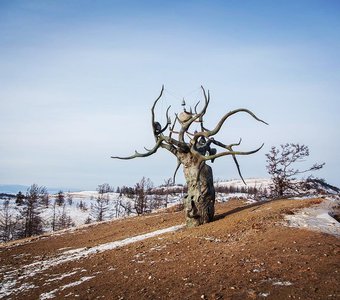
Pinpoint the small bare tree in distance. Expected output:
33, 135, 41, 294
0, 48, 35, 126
266, 143, 325, 198
134, 177, 153, 215
112, 86, 267, 226
19, 184, 48, 237
0, 200, 17, 242
91, 184, 112, 221
163, 177, 173, 208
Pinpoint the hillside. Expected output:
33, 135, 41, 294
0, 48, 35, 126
2, 177, 338, 240
1, 197, 339, 300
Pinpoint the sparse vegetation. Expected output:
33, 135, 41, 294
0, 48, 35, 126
1, 198, 339, 299
18, 184, 47, 238
1, 174, 337, 243
266, 143, 325, 198
134, 177, 153, 215
0, 199, 17, 242
91, 192, 110, 222
56, 190, 65, 206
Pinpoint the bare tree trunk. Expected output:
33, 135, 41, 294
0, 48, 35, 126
112, 86, 267, 227
51, 200, 57, 231
180, 153, 215, 227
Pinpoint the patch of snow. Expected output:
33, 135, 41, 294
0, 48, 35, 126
273, 281, 293, 286
0, 224, 184, 298
245, 198, 258, 204
0, 281, 17, 298
149, 245, 167, 251
0, 281, 36, 298
217, 192, 249, 202
57, 246, 72, 251
202, 236, 222, 243
40, 276, 94, 300
39, 290, 55, 300
83, 224, 184, 253
60, 276, 94, 289
63, 247, 87, 255
284, 199, 340, 237
46, 271, 78, 283
259, 292, 270, 297
216, 178, 271, 189
65, 292, 74, 297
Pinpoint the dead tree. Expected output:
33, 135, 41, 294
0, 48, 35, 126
266, 143, 325, 198
112, 86, 267, 227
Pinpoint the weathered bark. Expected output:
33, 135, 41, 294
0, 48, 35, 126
112, 86, 267, 227
178, 152, 215, 227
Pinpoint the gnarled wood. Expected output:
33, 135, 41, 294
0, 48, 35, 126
112, 86, 267, 226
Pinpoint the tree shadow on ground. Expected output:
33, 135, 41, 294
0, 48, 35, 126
213, 200, 274, 222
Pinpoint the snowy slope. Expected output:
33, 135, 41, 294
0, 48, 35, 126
215, 178, 271, 189
1, 178, 339, 243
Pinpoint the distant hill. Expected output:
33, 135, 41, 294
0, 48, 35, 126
1, 178, 338, 196
0, 184, 28, 194
0, 184, 80, 195
0, 193, 16, 199
310, 178, 340, 194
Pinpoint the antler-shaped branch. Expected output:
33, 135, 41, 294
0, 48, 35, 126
172, 159, 182, 184
178, 86, 210, 143
111, 139, 163, 160
210, 138, 247, 184
211, 138, 242, 150
151, 85, 164, 126
151, 85, 172, 137
204, 143, 264, 161
193, 108, 268, 144
155, 105, 171, 135
113, 86, 189, 162
112, 85, 267, 187
169, 115, 178, 139
193, 109, 267, 182
194, 101, 200, 114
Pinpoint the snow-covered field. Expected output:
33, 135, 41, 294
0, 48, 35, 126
1, 178, 339, 242
0, 179, 264, 233
0, 191, 183, 233
216, 178, 271, 189
0, 190, 236, 232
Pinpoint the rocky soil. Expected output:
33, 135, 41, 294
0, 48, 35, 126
0, 198, 339, 299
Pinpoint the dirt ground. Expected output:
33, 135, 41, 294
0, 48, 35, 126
0, 198, 339, 300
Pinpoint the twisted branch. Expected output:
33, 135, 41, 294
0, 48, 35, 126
204, 143, 265, 161
112, 85, 267, 185
193, 108, 268, 144
111, 139, 163, 160
178, 86, 210, 143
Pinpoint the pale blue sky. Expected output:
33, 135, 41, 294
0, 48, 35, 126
0, 0, 339, 190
